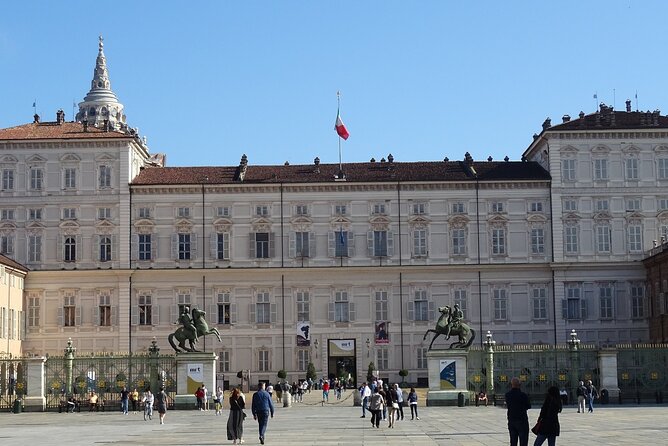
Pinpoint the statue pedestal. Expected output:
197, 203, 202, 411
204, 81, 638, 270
426, 350, 471, 406
174, 352, 218, 410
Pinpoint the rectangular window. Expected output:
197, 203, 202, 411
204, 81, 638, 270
417, 347, 428, 369
563, 199, 577, 212
562, 159, 576, 181
62, 208, 77, 220
334, 205, 347, 216
414, 290, 428, 321
177, 292, 191, 316
216, 233, 230, 260
295, 231, 310, 257
452, 202, 465, 214
493, 289, 507, 321
255, 232, 270, 258
659, 159, 668, 180
216, 206, 231, 217
453, 289, 468, 319
373, 230, 388, 257
63, 295, 76, 327
631, 285, 645, 319
138, 234, 152, 261
219, 351, 230, 373
99, 294, 111, 326
178, 233, 191, 260
295, 204, 308, 216
599, 285, 614, 319
28, 208, 42, 220
452, 229, 466, 255
64, 236, 76, 262
98, 207, 111, 220
255, 205, 268, 216
626, 199, 641, 211
335, 231, 348, 257
0, 209, 14, 221
334, 291, 349, 322
177, 207, 191, 218
30, 168, 44, 190
595, 199, 609, 211
596, 226, 611, 252
412, 202, 426, 215
0, 235, 13, 255
1, 169, 14, 190
64, 168, 76, 189
565, 226, 579, 254
659, 198, 668, 211
530, 202, 543, 213
375, 291, 388, 321
492, 228, 506, 255
296, 291, 309, 322
531, 228, 545, 254
138, 207, 151, 219
255, 292, 270, 324
594, 159, 608, 180
99, 236, 112, 262
376, 348, 389, 370
491, 202, 504, 213
139, 294, 152, 325
626, 158, 639, 180
258, 350, 270, 372
28, 296, 40, 327
217, 292, 231, 325
628, 224, 642, 252
28, 235, 42, 262
413, 229, 427, 257
532, 287, 547, 320
372, 203, 386, 215
297, 350, 309, 372
98, 165, 111, 188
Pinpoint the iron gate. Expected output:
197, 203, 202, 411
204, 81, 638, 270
0, 354, 27, 411
617, 343, 668, 403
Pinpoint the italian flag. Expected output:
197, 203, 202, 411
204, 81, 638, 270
335, 111, 349, 140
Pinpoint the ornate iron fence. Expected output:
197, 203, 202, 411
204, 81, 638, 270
0, 354, 27, 411
617, 343, 668, 404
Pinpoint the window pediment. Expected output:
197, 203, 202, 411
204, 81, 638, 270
653, 145, 668, 154
624, 211, 644, 221
25, 221, 45, 231
448, 215, 470, 228
26, 154, 46, 164
527, 214, 547, 223
487, 215, 508, 225
559, 145, 579, 155
95, 153, 116, 162
0, 222, 16, 231
592, 211, 612, 222
591, 145, 611, 155
95, 220, 116, 234
290, 215, 313, 226
0, 155, 18, 163
175, 219, 193, 233
369, 215, 391, 225
330, 216, 351, 227
622, 145, 641, 155
562, 212, 581, 222
657, 210, 668, 221
213, 217, 232, 232
59, 220, 80, 235
408, 215, 431, 225
60, 153, 81, 162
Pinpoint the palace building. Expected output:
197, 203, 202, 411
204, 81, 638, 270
1, 38, 665, 384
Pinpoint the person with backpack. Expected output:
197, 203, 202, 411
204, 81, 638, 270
585, 380, 598, 413
576, 381, 587, 413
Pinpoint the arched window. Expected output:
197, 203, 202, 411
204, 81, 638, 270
64, 237, 76, 262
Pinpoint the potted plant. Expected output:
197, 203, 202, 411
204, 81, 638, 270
306, 362, 317, 382
367, 362, 376, 383
277, 370, 290, 407
399, 369, 409, 384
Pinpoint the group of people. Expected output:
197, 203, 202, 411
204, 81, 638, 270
224, 382, 276, 445
118, 386, 168, 424
505, 377, 599, 446
359, 380, 420, 428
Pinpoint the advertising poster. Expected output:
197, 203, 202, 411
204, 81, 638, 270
375, 321, 389, 344
328, 339, 355, 357
439, 359, 456, 390
187, 363, 204, 394
297, 321, 311, 346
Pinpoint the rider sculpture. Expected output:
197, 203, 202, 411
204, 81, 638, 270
169, 306, 222, 352
422, 305, 475, 350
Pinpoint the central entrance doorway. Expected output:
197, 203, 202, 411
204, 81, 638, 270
327, 339, 357, 387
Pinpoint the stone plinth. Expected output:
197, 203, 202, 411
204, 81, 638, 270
174, 352, 218, 410
598, 348, 620, 399
426, 349, 471, 406
23, 357, 47, 412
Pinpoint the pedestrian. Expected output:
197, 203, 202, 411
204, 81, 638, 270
251, 382, 275, 445
156, 386, 168, 425
195, 386, 204, 411
120, 386, 130, 415
215, 386, 224, 415
227, 387, 246, 444
585, 380, 598, 413
202, 384, 209, 411
368, 387, 384, 428
532, 386, 562, 446
379, 384, 388, 421
322, 380, 330, 401
386, 384, 399, 428
395, 383, 405, 420
360, 382, 371, 418
408, 387, 420, 420
131, 388, 139, 414
505, 377, 531, 446
142, 389, 154, 421
266, 382, 274, 402
576, 381, 586, 413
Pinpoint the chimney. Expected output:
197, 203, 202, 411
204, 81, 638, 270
542, 117, 551, 130
314, 157, 320, 165
387, 154, 394, 163
562, 114, 571, 123
33, 114, 40, 123
238, 154, 248, 182
56, 109, 65, 124
83, 121, 88, 132
625, 100, 632, 112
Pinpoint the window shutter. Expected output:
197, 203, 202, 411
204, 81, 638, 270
20, 311, 25, 341
131, 304, 139, 325
153, 306, 160, 325
580, 299, 588, 319
57, 236, 63, 261
131, 234, 139, 261
210, 232, 218, 259
223, 233, 230, 259
151, 234, 158, 260
249, 303, 256, 324
561, 300, 568, 319
328, 231, 335, 257
93, 306, 100, 326
171, 233, 179, 260
93, 235, 100, 260
367, 231, 374, 256
328, 302, 335, 322
428, 301, 435, 321
170, 306, 179, 325
111, 234, 117, 262
57, 307, 64, 326
349, 302, 356, 321
270, 303, 277, 323
309, 232, 316, 257
289, 232, 296, 258
75, 306, 82, 326
76, 235, 82, 261
111, 306, 118, 325
348, 231, 355, 257
250, 233, 256, 258
230, 303, 237, 324
269, 232, 276, 258
615, 286, 625, 318
191, 233, 198, 259
387, 231, 394, 257
407, 301, 414, 321
208, 304, 218, 324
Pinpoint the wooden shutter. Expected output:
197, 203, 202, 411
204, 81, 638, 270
615, 286, 625, 318
230, 303, 237, 324
169, 306, 179, 325
210, 232, 218, 259
171, 233, 179, 260
387, 231, 394, 257
428, 301, 435, 321
269, 232, 276, 258
131, 304, 139, 325
191, 233, 198, 259
208, 304, 218, 324
131, 234, 139, 261
249, 233, 256, 258
75, 306, 82, 326
367, 231, 374, 256
249, 303, 256, 324
328, 231, 335, 257
561, 299, 568, 319
289, 232, 296, 258
111, 306, 118, 325
348, 231, 355, 257
308, 232, 316, 257
93, 235, 100, 260
270, 303, 277, 323
153, 305, 160, 325
93, 306, 100, 326
57, 307, 64, 326
328, 302, 335, 322
580, 299, 588, 320
349, 302, 356, 321
76, 235, 82, 261
407, 301, 414, 321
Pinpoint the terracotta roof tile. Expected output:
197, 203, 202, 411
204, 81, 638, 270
548, 110, 668, 131
0, 121, 132, 141
0, 254, 29, 272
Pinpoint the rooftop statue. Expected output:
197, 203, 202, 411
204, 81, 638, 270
422, 304, 476, 350
169, 306, 222, 352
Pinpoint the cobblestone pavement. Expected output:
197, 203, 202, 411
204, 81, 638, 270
2, 391, 667, 445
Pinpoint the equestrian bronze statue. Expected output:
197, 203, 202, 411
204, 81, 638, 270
422, 304, 475, 350
168, 306, 222, 352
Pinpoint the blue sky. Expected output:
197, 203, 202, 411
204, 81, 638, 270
1, 1, 666, 167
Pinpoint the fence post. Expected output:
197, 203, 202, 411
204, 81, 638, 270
23, 356, 47, 411
598, 347, 620, 402
64, 338, 76, 395
148, 337, 160, 393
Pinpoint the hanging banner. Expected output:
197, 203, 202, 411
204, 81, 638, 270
297, 321, 311, 346
439, 359, 456, 390
375, 321, 389, 344
329, 339, 355, 357
187, 363, 204, 394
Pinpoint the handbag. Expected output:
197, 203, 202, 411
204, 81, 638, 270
392, 402, 399, 409
531, 419, 542, 435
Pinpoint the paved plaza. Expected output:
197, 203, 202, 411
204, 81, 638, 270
2, 391, 667, 445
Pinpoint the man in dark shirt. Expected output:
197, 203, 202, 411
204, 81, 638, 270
505, 377, 531, 446
252, 382, 275, 445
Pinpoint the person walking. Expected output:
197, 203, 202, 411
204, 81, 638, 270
195, 386, 204, 411
505, 377, 531, 446
227, 387, 246, 444
585, 380, 598, 413
156, 386, 168, 425
408, 387, 420, 420
131, 388, 140, 414
322, 380, 330, 402
142, 389, 154, 421
532, 386, 562, 446
215, 386, 224, 415
360, 382, 371, 418
368, 387, 385, 428
576, 381, 586, 413
202, 385, 209, 411
251, 382, 275, 445
120, 386, 130, 415
395, 383, 405, 420
386, 384, 399, 428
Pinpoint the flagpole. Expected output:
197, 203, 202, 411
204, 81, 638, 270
337, 91, 342, 178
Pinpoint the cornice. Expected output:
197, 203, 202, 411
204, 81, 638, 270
0, 140, 128, 150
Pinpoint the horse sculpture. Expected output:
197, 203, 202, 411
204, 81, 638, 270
168, 307, 222, 353
422, 305, 476, 350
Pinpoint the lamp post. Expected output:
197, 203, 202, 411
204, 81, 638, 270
64, 338, 76, 396
568, 329, 581, 403
148, 337, 160, 393
366, 338, 371, 358
482, 331, 496, 398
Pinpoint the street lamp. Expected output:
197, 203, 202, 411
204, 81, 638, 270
568, 329, 581, 351
482, 331, 496, 397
